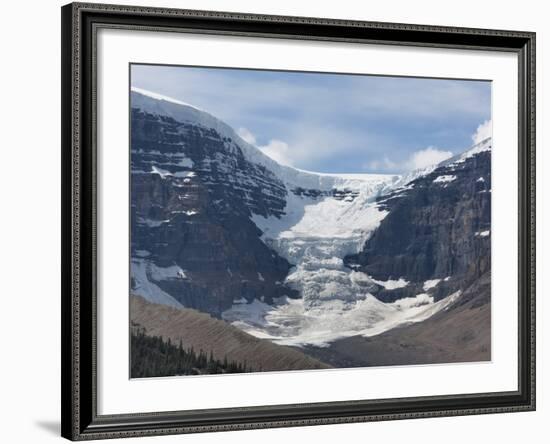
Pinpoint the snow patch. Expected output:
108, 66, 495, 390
392, 293, 433, 309
174, 171, 196, 179
148, 263, 188, 281
131, 87, 202, 110
171, 210, 198, 216
138, 218, 170, 228
222, 299, 274, 328
433, 175, 456, 184
423, 279, 442, 291
130, 259, 183, 308
476, 230, 490, 237
371, 277, 409, 290
151, 165, 172, 179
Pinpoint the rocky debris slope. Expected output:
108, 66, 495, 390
130, 295, 331, 372
302, 271, 491, 367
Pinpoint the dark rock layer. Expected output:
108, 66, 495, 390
131, 108, 296, 316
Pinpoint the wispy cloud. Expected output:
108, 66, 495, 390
237, 127, 256, 145
472, 119, 492, 144
365, 147, 453, 173
363, 119, 491, 173
258, 140, 293, 166
406, 147, 454, 170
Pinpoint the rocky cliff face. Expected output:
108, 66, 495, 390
345, 140, 491, 302
130, 98, 296, 316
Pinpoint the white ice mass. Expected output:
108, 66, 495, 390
222, 291, 462, 347
225, 174, 461, 346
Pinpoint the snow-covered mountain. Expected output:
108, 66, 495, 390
130, 88, 491, 348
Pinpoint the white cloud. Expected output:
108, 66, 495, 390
237, 124, 369, 169
472, 119, 492, 145
237, 127, 257, 145
406, 147, 453, 170
236, 127, 295, 167
365, 147, 453, 173
365, 121, 492, 174
258, 140, 293, 166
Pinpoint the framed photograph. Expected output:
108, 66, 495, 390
61, 2, 536, 440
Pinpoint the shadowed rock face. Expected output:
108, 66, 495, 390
345, 149, 491, 302
131, 109, 297, 316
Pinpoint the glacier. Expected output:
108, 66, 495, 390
224, 172, 461, 347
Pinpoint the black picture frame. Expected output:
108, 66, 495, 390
61, 2, 536, 440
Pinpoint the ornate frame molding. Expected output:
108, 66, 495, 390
61, 2, 535, 440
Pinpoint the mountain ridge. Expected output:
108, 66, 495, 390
131, 88, 396, 192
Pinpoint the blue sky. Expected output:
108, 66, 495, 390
131, 64, 491, 174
